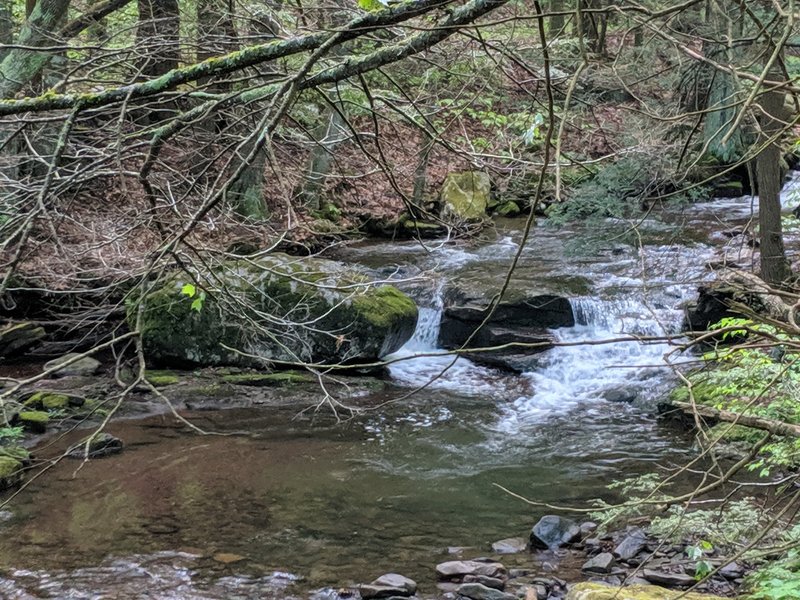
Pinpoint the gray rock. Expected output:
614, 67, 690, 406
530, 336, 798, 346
491, 537, 527, 554
68, 433, 123, 459
581, 552, 616, 574
462, 575, 505, 589
530, 515, 580, 550
718, 562, 744, 579
0, 322, 45, 358
601, 388, 637, 403
44, 353, 101, 377
359, 574, 417, 599
642, 568, 695, 587
580, 522, 598, 536
436, 560, 507, 582
456, 582, 515, 600
613, 527, 647, 560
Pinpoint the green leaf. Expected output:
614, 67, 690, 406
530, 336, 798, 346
181, 283, 196, 298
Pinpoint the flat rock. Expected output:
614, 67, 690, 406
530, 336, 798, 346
566, 582, 729, 599
491, 537, 527, 554
68, 433, 124, 459
642, 569, 696, 588
582, 552, 616, 574
360, 574, 417, 598
530, 515, 580, 549
44, 353, 101, 377
614, 527, 647, 560
436, 560, 507, 582
456, 582, 515, 600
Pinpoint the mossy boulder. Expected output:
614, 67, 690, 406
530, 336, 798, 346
132, 254, 418, 368
0, 456, 23, 491
440, 171, 491, 221
566, 582, 728, 600
25, 392, 70, 410
17, 410, 49, 433
494, 201, 521, 217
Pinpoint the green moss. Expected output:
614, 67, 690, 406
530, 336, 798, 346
18, 411, 49, 433
708, 422, 764, 444
220, 371, 312, 386
0, 456, 23, 491
43, 394, 69, 410
0, 447, 30, 463
145, 370, 181, 386
351, 285, 418, 329
494, 201, 521, 217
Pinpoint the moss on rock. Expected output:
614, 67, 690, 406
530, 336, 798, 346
0, 456, 23, 491
145, 370, 181, 386
18, 410, 49, 433
132, 254, 418, 368
220, 371, 313, 386
566, 582, 728, 600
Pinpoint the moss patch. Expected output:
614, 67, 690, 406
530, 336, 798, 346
220, 371, 312, 386
0, 456, 23, 490
351, 285, 418, 330
567, 582, 728, 600
146, 370, 181, 386
18, 410, 49, 433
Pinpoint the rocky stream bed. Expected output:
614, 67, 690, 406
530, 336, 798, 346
1, 175, 800, 599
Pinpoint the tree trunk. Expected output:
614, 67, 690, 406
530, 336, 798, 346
0, 0, 13, 64
756, 67, 791, 286
548, 0, 565, 34
136, 0, 180, 79
299, 107, 348, 211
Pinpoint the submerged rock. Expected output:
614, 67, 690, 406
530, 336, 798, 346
132, 254, 418, 368
530, 515, 581, 549
566, 582, 728, 599
491, 537, 528, 554
68, 432, 124, 459
44, 353, 101, 377
436, 560, 507, 582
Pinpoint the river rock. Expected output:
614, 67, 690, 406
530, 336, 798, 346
68, 432, 124, 459
614, 527, 647, 560
566, 582, 729, 599
359, 573, 417, 598
491, 537, 527, 554
132, 253, 418, 367
642, 569, 695, 587
44, 353, 101, 377
438, 295, 573, 372
582, 552, 616, 574
456, 583, 515, 600
530, 515, 581, 549
436, 560, 507, 582
441, 171, 491, 221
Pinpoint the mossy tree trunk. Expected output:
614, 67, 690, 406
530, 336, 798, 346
0, 0, 13, 64
756, 64, 791, 286
548, 0, 565, 34
299, 106, 348, 212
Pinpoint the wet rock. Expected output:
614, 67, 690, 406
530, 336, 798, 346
491, 537, 527, 554
16, 410, 48, 433
436, 560, 507, 582
614, 527, 647, 560
0, 456, 23, 491
134, 254, 418, 368
456, 582, 515, 600
44, 353, 101, 377
0, 322, 45, 359
441, 171, 491, 221
582, 552, 616, 574
359, 574, 417, 599
530, 515, 581, 550
601, 389, 636, 404
68, 432, 124, 459
565, 582, 728, 599
642, 569, 695, 588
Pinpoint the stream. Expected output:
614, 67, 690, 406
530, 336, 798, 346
1, 178, 799, 599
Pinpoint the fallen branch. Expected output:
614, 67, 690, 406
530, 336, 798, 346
672, 401, 800, 438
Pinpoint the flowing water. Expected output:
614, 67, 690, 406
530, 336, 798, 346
1, 183, 798, 598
